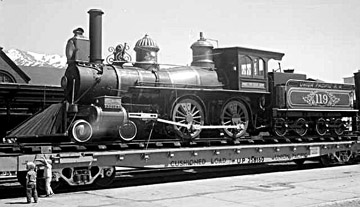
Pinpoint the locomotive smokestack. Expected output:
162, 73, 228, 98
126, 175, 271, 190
88, 9, 104, 64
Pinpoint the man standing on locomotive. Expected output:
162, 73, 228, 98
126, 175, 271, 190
65, 27, 86, 64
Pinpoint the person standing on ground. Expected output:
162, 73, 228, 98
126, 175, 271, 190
42, 156, 54, 197
25, 162, 38, 203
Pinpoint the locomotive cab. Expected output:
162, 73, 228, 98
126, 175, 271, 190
212, 47, 285, 136
213, 47, 284, 92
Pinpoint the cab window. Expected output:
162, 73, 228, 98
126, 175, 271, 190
239, 55, 252, 76
254, 58, 265, 77
239, 56, 265, 78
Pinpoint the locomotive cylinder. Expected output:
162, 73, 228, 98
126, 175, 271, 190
89, 105, 127, 135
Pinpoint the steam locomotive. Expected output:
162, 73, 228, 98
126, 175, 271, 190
7, 9, 357, 144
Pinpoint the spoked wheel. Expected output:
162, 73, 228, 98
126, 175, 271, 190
94, 167, 116, 187
274, 118, 287, 137
315, 118, 327, 136
333, 118, 345, 136
220, 100, 249, 138
294, 118, 308, 136
172, 98, 205, 140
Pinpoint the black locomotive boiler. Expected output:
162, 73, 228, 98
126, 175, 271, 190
7, 9, 357, 144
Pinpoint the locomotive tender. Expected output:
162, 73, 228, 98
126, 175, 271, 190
7, 9, 357, 144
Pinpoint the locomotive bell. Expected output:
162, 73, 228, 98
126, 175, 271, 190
134, 34, 159, 69
190, 32, 214, 68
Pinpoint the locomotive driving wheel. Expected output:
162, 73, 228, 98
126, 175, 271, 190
172, 98, 205, 140
220, 100, 249, 138
315, 118, 327, 136
294, 118, 308, 136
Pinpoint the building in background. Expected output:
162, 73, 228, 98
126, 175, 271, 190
344, 76, 355, 84
0, 47, 30, 83
0, 47, 63, 138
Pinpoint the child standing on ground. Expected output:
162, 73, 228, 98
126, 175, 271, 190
25, 162, 38, 203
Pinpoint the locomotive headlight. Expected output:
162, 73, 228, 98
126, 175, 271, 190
61, 76, 68, 90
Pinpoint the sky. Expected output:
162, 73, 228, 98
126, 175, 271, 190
1, 0, 360, 83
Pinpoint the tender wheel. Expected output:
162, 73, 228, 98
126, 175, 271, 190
315, 118, 327, 136
274, 118, 287, 137
294, 118, 308, 136
172, 98, 204, 140
220, 100, 249, 138
70, 119, 93, 143
333, 118, 345, 136
94, 167, 116, 187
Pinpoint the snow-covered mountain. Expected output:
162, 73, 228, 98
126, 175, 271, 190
4, 48, 66, 68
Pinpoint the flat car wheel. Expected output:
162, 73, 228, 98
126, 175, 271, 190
294, 159, 305, 167
37, 178, 62, 193
319, 154, 335, 167
172, 98, 204, 140
295, 118, 308, 136
220, 100, 249, 138
333, 118, 345, 136
274, 118, 287, 137
315, 118, 327, 136
95, 167, 116, 187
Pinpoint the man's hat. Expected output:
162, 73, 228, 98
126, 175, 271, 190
73, 27, 84, 34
